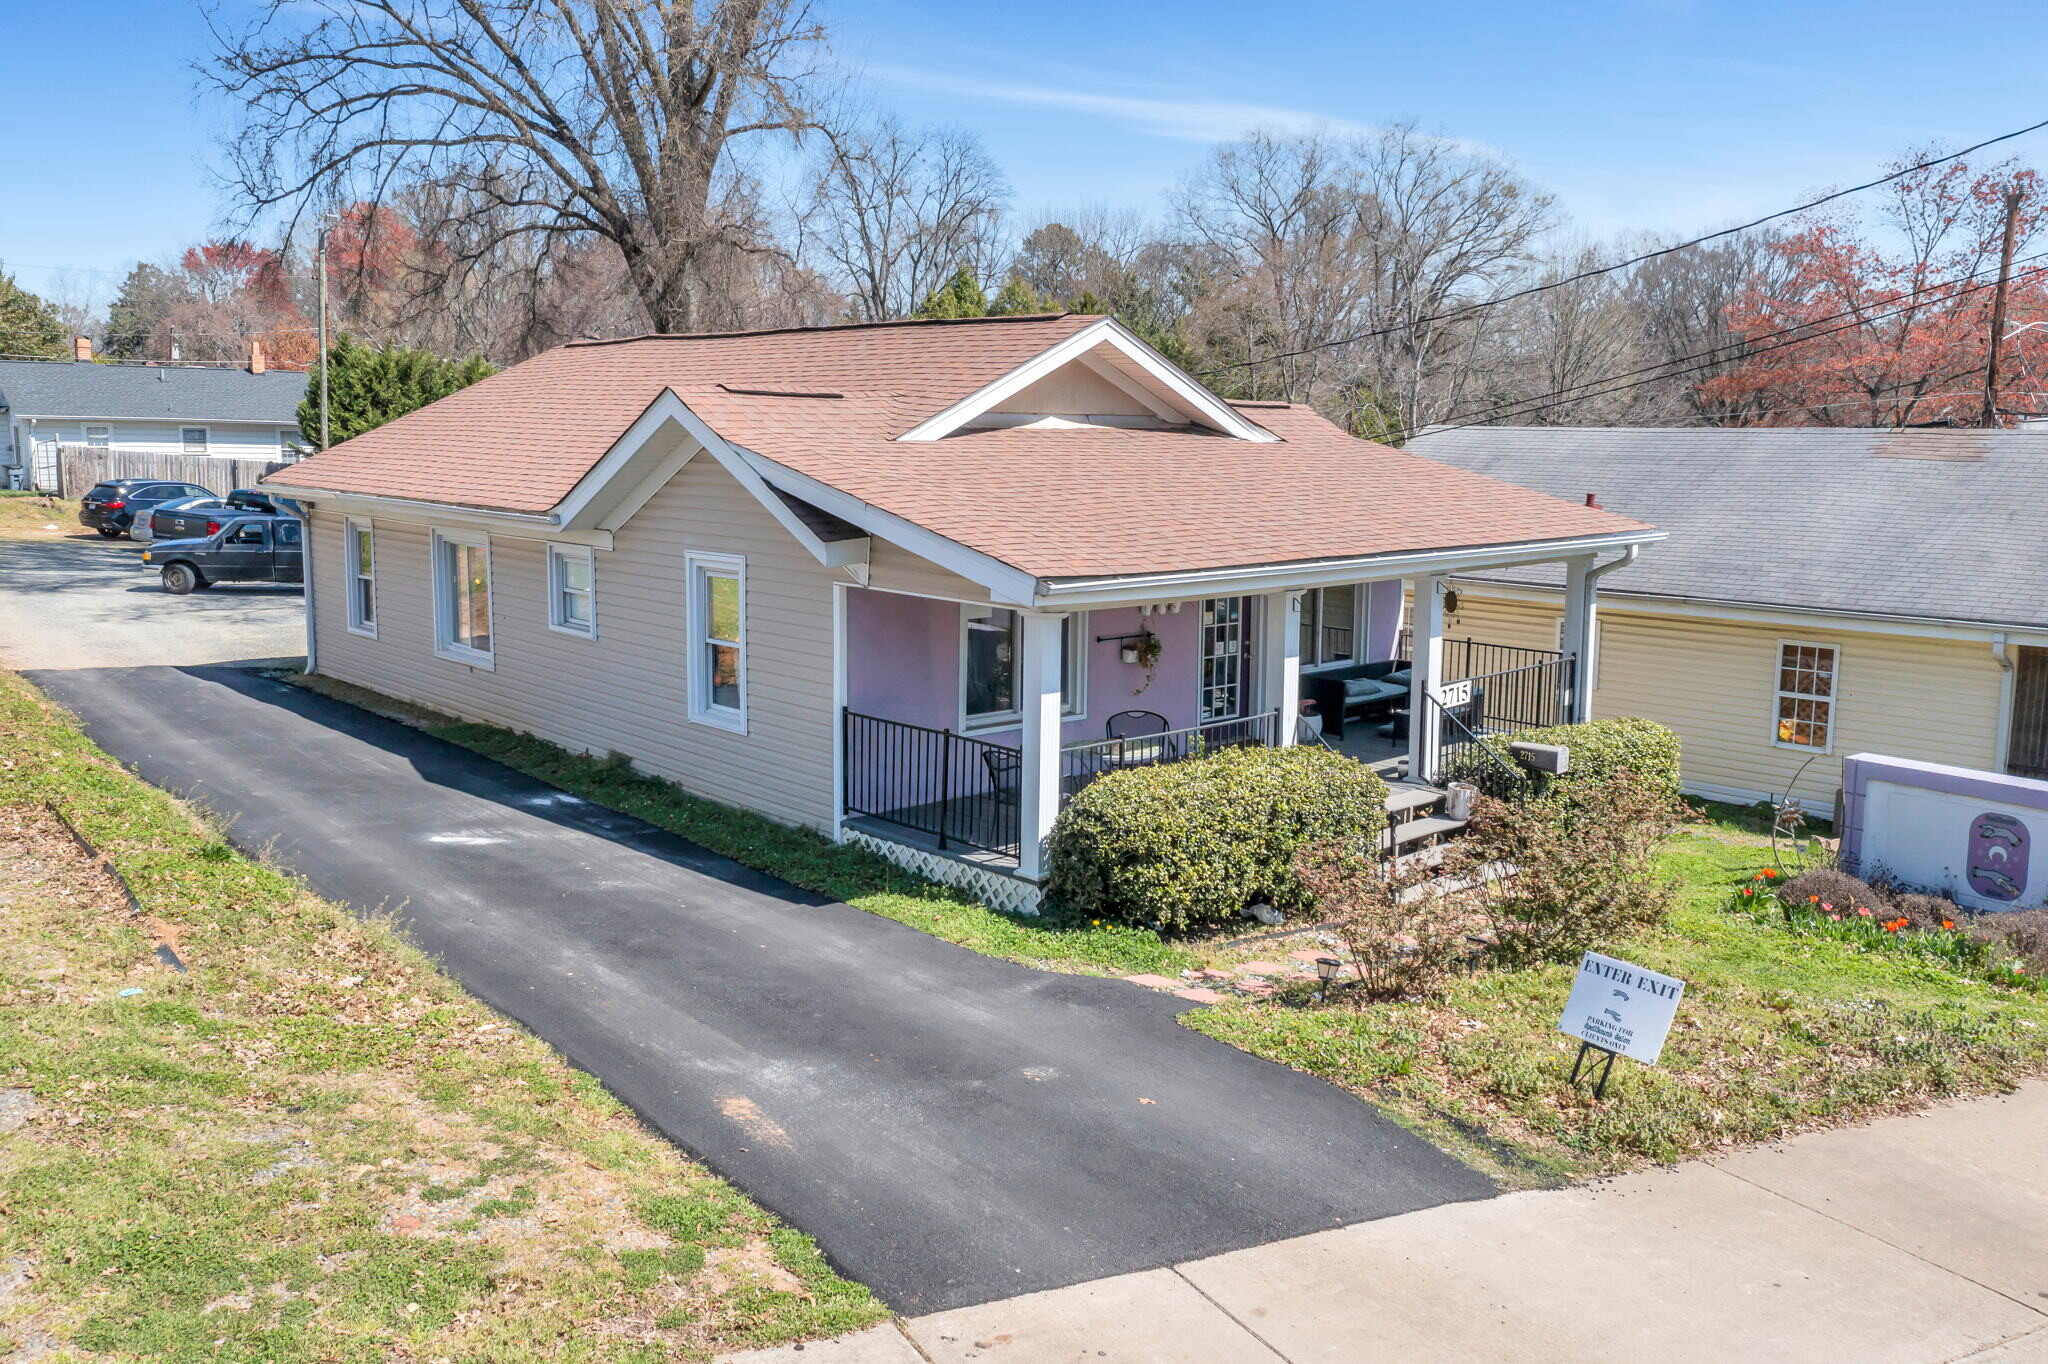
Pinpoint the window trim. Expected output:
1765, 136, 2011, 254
686, 550, 747, 733
430, 527, 494, 669
83, 424, 110, 449
180, 425, 209, 455
279, 427, 305, 457
547, 543, 598, 639
343, 517, 377, 638
958, 606, 1086, 734
1771, 638, 1838, 753
1299, 583, 1364, 673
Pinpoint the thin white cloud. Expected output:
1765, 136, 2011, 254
867, 64, 1379, 143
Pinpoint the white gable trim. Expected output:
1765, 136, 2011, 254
734, 447, 1043, 606
553, 389, 868, 571
896, 317, 1278, 444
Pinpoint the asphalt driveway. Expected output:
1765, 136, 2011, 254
0, 525, 302, 670
26, 664, 1493, 1311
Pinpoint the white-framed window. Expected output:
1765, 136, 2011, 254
430, 528, 493, 667
84, 424, 110, 450
180, 426, 209, 455
280, 428, 306, 457
1773, 640, 1837, 751
344, 518, 377, 637
961, 607, 1085, 731
1298, 584, 1359, 670
686, 551, 746, 731
547, 543, 597, 638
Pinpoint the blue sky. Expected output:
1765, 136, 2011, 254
7, 0, 2043, 308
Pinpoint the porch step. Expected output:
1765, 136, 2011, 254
1388, 814, 1467, 849
1383, 784, 1443, 817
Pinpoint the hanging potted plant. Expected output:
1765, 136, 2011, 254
1127, 629, 1163, 694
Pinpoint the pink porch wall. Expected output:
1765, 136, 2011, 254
1364, 579, 1405, 661
843, 588, 1203, 744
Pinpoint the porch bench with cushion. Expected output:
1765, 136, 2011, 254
1306, 661, 1411, 739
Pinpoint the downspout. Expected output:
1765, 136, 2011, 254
1993, 632, 2014, 774
1565, 545, 1639, 718
300, 499, 318, 676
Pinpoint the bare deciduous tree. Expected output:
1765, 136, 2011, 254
210, 0, 830, 333
797, 116, 1009, 320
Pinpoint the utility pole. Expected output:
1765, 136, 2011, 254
315, 212, 331, 446
1982, 186, 2025, 428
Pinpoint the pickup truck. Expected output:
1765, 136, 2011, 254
148, 488, 285, 541
142, 514, 304, 594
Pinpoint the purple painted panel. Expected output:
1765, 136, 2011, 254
1363, 579, 1405, 662
1969, 813, 2029, 902
844, 588, 957, 725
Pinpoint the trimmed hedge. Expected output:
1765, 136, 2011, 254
1044, 744, 1389, 931
1449, 715, 1682, 801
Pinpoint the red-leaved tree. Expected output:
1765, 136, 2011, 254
1699, 159, 2048, 426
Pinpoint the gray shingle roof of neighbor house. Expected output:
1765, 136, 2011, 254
1409, 425, 2048, 632
0, 359, 308, 423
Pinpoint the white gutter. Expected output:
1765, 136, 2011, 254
1585, 543, 1640, 585
1033, 529, 1667, 607
256, 482, 561, 527
301, 500, 318, 675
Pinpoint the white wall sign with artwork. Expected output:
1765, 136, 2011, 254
1558, 951, 1685, 1067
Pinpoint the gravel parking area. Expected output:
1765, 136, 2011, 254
0, 512, 303, 670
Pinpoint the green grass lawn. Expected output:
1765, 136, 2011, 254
0, 666, 885, 1362
1190, 817, 2048, 1187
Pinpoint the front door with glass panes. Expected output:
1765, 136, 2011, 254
1199, 597, 1250, 721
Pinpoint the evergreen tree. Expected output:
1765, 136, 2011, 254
101, 263, 188, 359
987, 278, 1057, 315
911, 266, 988, 319
300, 334, 497, 447
0, 271, 68, 359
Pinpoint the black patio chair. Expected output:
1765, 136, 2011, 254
1104, 710, 1169, 739
981, 745, 1022, 807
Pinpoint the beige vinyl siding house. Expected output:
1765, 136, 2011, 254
269, 315, 1661, 910
312, 454, 849, 829
1440, 591, 2008, 812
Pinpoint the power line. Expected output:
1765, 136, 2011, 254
1198, 115, 2048, 377
1404, 256, 2048, 437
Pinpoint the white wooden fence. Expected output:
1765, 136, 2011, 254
48, 446, 297, 499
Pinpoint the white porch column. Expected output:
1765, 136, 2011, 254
1016, 610, 1068, 881
1561, 556, 1596, 723
1408, 576, 1446, 783
1260, 589, 1303, 745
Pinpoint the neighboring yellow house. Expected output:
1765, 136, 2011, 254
1411, 426, 2048, 815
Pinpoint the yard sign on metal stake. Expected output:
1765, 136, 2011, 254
1558, 951, 1685, 1099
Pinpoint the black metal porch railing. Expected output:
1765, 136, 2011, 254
842, 709, 1283, 860
842, 711, 1022, 857
1465, 655, 1577, 732
1395, 629, 1567, 684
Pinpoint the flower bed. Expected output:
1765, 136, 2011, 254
1731, 867, 2042, 991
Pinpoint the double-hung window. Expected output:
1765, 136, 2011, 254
687, 552, 746, 731
1774, 641, 1837, 750
1298, 584, 1358, 669
431, 528, 493, 667
961, 607, 1084, 731
344, 518, 376, 636
84, 425, 110, 450
547, 544, 597, 638
181, 426, 209, 455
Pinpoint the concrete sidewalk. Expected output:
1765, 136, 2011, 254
726, 1082, 2048, 1363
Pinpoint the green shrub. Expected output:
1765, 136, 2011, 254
1045, 744, 1388, 931
1449, 715, 1681, 801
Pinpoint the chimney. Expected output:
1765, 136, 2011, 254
249, 338, 266, 375
1584, 492, 1602, 509
73, 335, 93, 362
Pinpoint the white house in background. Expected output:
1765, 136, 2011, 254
1413, 425, 2048, 815
0, 337, 309, 487
265, 312, 1663, 911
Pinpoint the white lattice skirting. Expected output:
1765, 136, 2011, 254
842, 829, 1045, 916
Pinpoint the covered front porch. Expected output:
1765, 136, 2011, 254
834, 564, 1609, 882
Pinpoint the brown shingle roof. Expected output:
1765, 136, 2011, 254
270, 314, 1653, 580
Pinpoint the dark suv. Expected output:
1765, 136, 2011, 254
77, 480, 215, 538
142, 514, 303, 594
